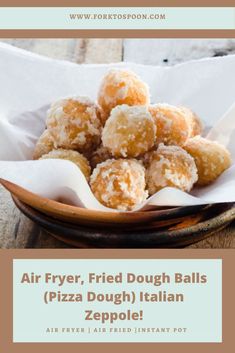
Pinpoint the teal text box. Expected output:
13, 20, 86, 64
0, 7, 234, 30
13, 259, 222, 343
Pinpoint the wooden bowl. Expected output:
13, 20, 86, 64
2, 178, 234, 248
0, 178, 204, 229
13, 195, 235, 248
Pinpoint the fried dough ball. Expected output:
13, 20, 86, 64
102, 105, 156, 158
98, 69, 150, 121
184, 136, 231, 186
40, 149, 91, 181
149, 103, 191, 146
46, 96, 102, 153
146, 144, 198, 195
33, 130, 54, 160
179, 106, 203, 137
90, 159, 148, 211
90, 145, 113, 169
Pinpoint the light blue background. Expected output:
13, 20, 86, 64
13, 259, 222, 342
0, 7, 234, 30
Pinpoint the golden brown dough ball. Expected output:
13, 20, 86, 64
46, 96, 102, 153
146, 144, 198, 195
98, 69, 150, 121
184, 136, 231, 186
90, 145, 113, 169
40, 149, 91, 181
179, 106, 203, 137
149, 103, 191, 146
102, 105, 156, 158
33, 130, 55, 160
90, 159, 148, 211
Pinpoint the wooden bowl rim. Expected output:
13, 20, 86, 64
0, 178, 206, 225
13, 196, 235, 248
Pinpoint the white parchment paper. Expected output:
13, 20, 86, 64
0, 42, 234, 211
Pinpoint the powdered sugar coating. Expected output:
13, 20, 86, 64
179, 106, 203, 137
98, 69, 150, 121
146, 144, 198, 195
102, 104, 156, 158
40, 148, 91, 181
149, 103, 191, 146
33, 129, 55, 160
46, 96, 102, 153
184, 136, 231, 185
90, 158, 148, 211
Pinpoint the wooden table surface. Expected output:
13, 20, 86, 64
0, 38, 235, 249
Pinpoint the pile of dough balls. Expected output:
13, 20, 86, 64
33, 69, 232, 211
